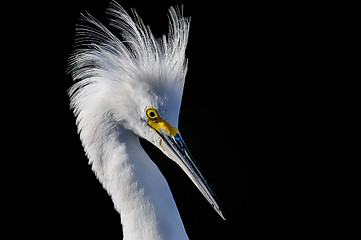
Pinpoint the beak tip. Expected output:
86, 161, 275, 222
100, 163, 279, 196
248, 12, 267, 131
216, 207, 226, 220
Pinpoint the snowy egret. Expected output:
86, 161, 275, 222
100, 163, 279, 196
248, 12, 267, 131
68, 1, 225, 239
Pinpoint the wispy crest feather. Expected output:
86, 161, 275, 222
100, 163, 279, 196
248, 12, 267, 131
68, 1, 190, 135
68, 1, 190, 96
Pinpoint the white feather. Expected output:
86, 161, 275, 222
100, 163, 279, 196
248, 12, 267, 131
68, 2, 190, 127
68, 2, 191, 239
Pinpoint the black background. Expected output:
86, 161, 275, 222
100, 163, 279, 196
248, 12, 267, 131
5, 0, 320, 238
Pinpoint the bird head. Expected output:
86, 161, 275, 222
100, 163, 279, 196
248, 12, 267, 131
68, 3, 225, 220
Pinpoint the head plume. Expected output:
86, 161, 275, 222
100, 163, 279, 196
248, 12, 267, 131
68, 1, 190, 131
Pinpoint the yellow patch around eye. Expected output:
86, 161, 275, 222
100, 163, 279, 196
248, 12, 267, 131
145, 107, 178, 136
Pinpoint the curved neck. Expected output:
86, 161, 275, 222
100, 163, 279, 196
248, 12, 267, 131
83, 122, 188, 240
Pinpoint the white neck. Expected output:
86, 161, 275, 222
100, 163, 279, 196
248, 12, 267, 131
80, 119, 188, 240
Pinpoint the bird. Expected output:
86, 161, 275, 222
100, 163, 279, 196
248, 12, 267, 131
67, 1, 225, 239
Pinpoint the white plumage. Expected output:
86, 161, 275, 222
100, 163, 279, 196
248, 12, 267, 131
68, 2, 224, 239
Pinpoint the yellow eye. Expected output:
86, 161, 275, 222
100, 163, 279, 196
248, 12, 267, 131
145, 107, 158, 120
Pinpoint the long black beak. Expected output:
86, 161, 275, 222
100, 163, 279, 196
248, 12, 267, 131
158, 129, 226, 220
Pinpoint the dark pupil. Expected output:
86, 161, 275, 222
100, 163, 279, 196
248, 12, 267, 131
149, 112, 156, 118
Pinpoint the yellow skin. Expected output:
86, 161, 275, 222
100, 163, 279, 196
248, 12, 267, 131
145, 107, 178, 137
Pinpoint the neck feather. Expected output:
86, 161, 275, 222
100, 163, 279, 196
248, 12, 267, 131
78, 116, 188, 240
